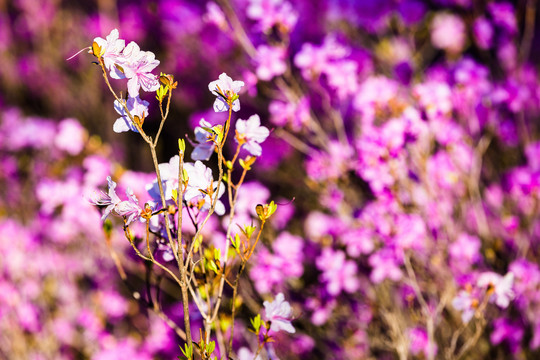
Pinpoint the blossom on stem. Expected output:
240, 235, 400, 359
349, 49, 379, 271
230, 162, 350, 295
89, 176, 121, 221
208, 73, 244, 112
93, 29, 125, 73
235, 114, 269, 156
89, 177, 142, 225
263, 293, 295, 334
113, 96, 149, 133
191, 119, 215, 161
183, 161, 226, 215
119, 42, 160, 97
115, 188, 142, 225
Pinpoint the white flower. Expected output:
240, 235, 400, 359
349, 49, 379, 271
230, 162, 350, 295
235, 114, 270, 156
93, 29, 125, 73
113, 96, 149, 133
477, 271, 515, 308
208, 73, 244, 112
263, 292, 295, 334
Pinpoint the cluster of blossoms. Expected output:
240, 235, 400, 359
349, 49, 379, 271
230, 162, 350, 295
3, 0, 540, 359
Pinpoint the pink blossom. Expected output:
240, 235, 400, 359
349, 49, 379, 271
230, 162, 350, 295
120, 42, 160, 97
254, 45, 287, 81
54, 118, 86, 155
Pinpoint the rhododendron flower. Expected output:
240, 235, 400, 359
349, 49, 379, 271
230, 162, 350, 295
208, 73, 244, 112
452, 290, 476, 323
254, 45, 287, 81
191, 119, 215, 161
183, 161, 226, 215
113, 96, 149, 133
477, 272, 515, 308
119, 42, 160, 97
115, 188, 142, 225
90, 177, 142, 225
89, 176, 121, 221
263, 293, 295, 333
93, 29, 125, 72
235, 114, 269, 156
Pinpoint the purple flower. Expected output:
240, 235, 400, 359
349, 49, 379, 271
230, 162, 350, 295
235, 114, 269, 156
93, 29, 125, 73
368, 249, 403, 284
191, 119, 215, 161
208, 72, 244, 112
247, 0, 298, 33
113, 96, 149, 133
263, 293, 295, 334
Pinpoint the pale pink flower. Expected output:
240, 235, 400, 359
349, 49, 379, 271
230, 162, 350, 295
119, 42, 160, 97
477, 271, 515, 308
431, 13, 466, 53
235, 114, 269, 156
93, 29, 125, 72
263, 292, 295, 333
208, 73, 244, 112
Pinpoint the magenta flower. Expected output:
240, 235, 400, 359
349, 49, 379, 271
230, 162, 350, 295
235, 114, 269, 156
316, 248, 359, 295
113, 96, 149, 133
120, 42, 160, 97
263, 293, 295, 334
208, 73, 244, 112
93, 29, 125, 73
254, 45, 287, 81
